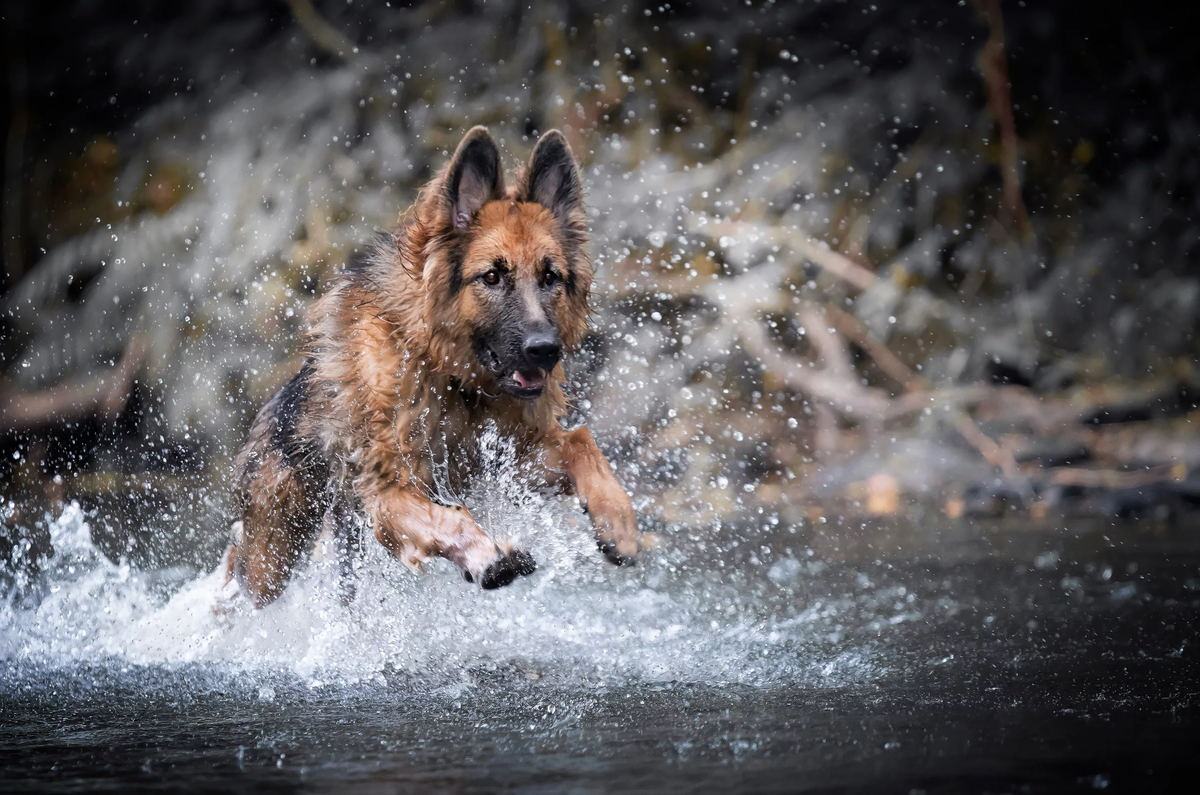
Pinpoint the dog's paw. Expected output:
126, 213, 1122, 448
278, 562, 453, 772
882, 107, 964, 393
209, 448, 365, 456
582, 490, 639, 568
468, 549, 538, 589
507, 549, 538, 576
597, 539, 637, 567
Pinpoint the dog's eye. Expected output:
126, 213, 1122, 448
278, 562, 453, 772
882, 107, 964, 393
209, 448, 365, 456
541, 270, 558, 287
482, 269, 501, 286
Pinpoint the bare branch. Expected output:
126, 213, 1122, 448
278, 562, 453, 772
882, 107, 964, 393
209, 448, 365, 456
975, 0, 1032, 241
702, 219, 877, 292
788, 232, 877, 292
1047, 465, 1186, 489
740, 319, 890, 421
285, 0, 357, 61
954, 413, 1033, 503
0, 337, 146, 431
824, 304, 927, 392
797, 303, 852, 379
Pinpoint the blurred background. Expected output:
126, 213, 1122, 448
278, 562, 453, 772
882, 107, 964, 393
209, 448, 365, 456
3, 0, 1200, 570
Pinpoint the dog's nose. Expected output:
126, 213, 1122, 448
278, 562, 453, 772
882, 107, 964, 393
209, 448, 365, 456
523, 332, 561, 369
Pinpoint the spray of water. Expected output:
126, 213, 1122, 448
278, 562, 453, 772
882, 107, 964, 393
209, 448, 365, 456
1, 428, 886, 690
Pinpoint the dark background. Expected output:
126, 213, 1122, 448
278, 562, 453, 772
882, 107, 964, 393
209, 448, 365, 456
2, 0, 1200, 562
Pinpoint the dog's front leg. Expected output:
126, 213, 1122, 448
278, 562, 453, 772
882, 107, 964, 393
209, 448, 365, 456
542, 427, 639, 565
365, 486, 535, 589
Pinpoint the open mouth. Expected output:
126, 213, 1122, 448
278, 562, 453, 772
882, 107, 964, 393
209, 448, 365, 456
512, 370, 545, 390
505, 369, 546, 398
475, 340, 548, 399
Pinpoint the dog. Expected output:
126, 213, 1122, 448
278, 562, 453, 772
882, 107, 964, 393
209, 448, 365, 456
222, 127, 639, 607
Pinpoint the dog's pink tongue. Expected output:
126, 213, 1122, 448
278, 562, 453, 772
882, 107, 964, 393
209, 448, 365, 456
513, 370, 545, 389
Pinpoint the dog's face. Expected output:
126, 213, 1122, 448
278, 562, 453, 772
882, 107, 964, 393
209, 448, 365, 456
461, 202, 577, 399
422, 128, 592, 400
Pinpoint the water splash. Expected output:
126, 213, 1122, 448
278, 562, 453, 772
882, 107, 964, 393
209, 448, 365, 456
1, 462, 886, 689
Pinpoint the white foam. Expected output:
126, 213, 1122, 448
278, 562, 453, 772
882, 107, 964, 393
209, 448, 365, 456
1, 449, 882, 688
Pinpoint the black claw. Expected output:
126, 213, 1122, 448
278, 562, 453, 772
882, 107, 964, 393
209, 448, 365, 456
480, 563, 517, 590
463, 569, 474, 583
477, 549, 538, 590
509, 548, 538, 577
597, 540, 636, 567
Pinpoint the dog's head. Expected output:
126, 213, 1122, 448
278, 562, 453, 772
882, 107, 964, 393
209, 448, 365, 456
418, 127, 591, 400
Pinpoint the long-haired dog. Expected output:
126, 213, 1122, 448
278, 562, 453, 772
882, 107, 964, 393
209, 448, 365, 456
223, 127, 639, 607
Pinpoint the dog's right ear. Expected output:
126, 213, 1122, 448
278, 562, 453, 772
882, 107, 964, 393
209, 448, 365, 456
439, 126, 505, 231
519, 130, 583, 231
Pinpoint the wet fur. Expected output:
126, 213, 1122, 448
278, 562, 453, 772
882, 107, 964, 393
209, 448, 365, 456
225, 128, 639, 608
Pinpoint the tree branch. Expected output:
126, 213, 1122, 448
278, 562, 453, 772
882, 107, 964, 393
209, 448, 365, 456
701, 219, 877, 292
740, 319, 891, 421
285, 0, 357, 60
975, 0, 1032, 241
824, 304, 927, 392
0, 337, 146, 431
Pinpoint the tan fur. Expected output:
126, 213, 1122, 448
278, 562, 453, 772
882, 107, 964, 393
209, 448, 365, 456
226, 128, 638, 607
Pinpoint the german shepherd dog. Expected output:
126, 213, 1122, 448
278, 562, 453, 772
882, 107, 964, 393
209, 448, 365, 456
222, 127, 639, 607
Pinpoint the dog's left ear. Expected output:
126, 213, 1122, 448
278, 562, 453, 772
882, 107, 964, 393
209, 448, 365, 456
443, 126, 505, 230
520, 130, 584, 231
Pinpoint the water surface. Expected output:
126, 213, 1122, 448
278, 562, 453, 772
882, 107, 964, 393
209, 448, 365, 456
3, 502, 1199, 792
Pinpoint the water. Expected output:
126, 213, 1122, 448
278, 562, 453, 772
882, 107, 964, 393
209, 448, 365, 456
3, 495, 1200, 791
